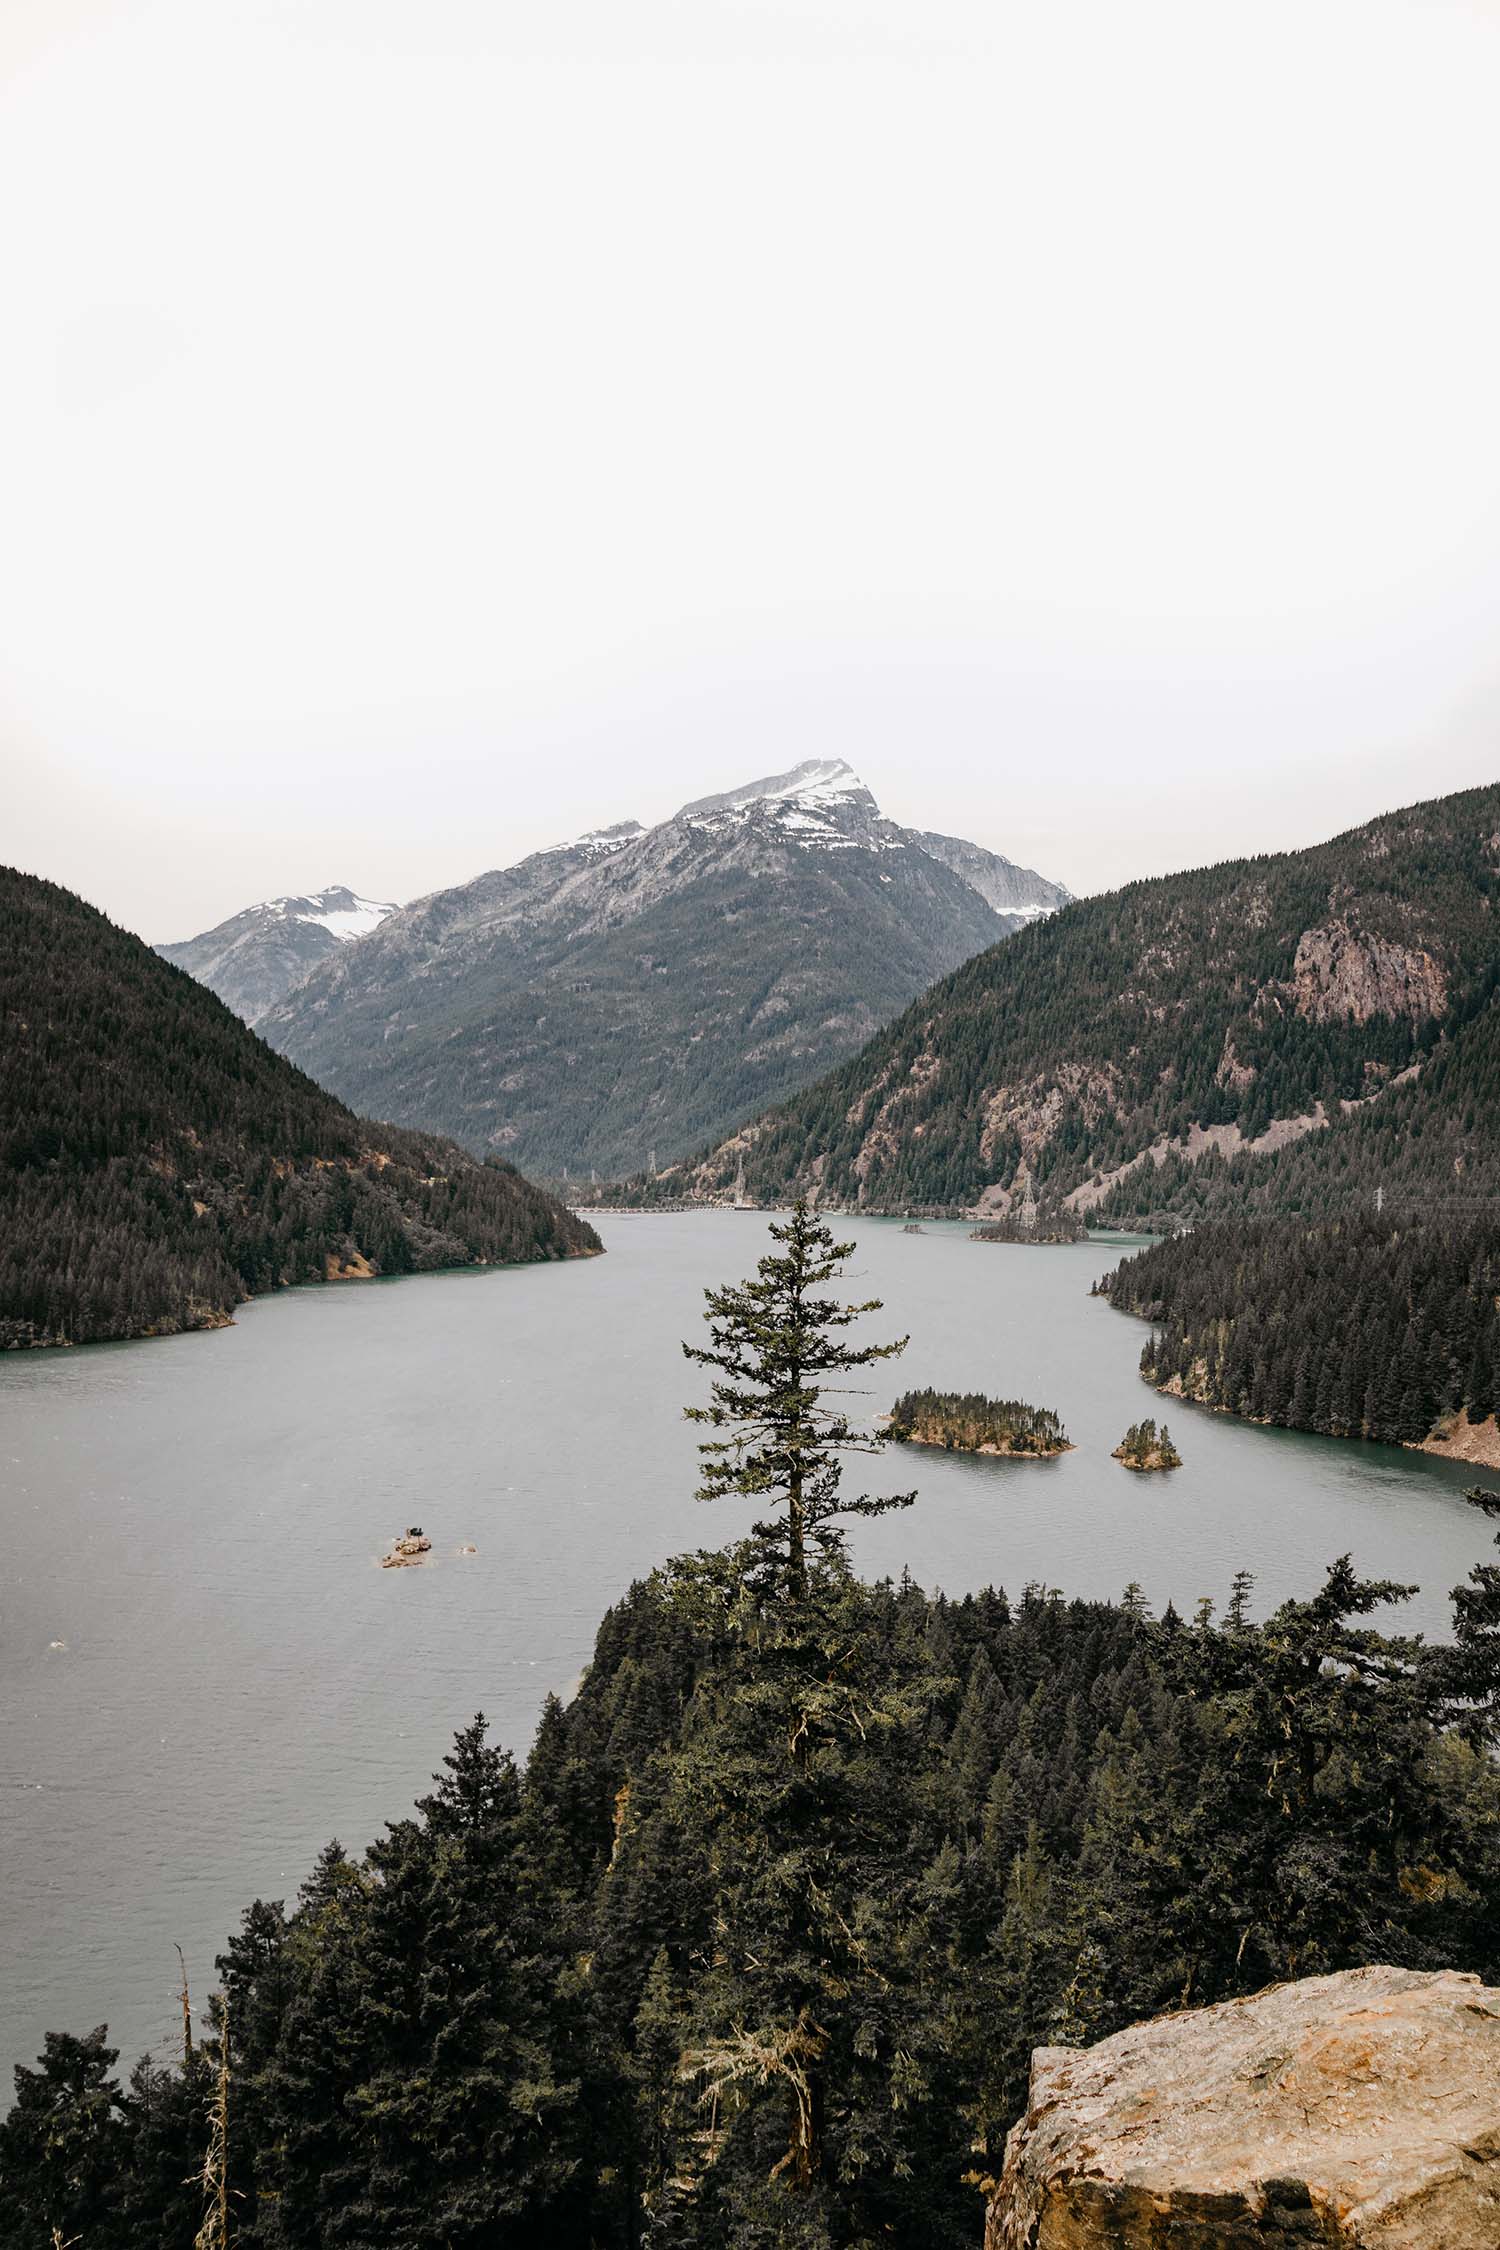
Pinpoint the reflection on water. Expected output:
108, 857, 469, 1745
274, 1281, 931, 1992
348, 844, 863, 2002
0, 1214, 1486, 2076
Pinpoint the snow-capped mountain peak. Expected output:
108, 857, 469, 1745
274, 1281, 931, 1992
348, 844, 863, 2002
158, 885, 399, 1024
262, 887, 397, 942
675, 758, 878, 829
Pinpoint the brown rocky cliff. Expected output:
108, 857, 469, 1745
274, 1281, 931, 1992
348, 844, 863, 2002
1290, 920, 1448, 1026
986, 1964, 1500, 2248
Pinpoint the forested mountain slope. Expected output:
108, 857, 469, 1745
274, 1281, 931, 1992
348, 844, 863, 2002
158, 884, 396, 1023
260, 759, 1070, 1178
660, 783, 1500, 1216
0, 868, 599, 1348
1091, 972, 1500, 1226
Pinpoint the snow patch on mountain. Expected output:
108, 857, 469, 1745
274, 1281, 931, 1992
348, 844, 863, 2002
673, 758, 900, 852
264, 889, 397, 941
548, 820, 645, 859
676, 757, 877, 826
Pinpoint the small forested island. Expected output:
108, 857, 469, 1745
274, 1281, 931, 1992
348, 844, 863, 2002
970, 1209, 1086, 1245
888, 1388, 1072, 1456
1113, 1417, 1182, 1471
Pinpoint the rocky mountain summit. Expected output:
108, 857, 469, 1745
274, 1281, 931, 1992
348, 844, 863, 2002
987, 1964, 1500, 2248
259, 760, 1068, 1178
159, 884, 396, 1023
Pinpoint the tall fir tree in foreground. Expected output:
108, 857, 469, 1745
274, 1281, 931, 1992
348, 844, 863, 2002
671, 1208, 950, 2236
682, 1200, 913, 1595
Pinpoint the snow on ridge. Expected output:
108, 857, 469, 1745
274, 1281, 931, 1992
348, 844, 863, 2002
548, 820, 644, 859
260, 889, 397, 941
298, 895, 396, 940
675, 758, 878, 827
756, 757, 867, 809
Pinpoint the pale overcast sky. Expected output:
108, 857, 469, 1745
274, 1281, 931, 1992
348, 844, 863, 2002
3, 0, 1499, 942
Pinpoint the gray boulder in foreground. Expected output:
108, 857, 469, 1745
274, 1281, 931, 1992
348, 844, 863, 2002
987, 1965, 1500, 2248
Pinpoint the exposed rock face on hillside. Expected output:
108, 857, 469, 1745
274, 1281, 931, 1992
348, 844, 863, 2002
1290, 919, 1448, 1027
259, 760, 1069, 1179
986, 1965, 1500, 2249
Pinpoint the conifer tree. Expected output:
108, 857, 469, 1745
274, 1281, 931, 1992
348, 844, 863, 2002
0, 2028, 125, 2250
683, 1201, 911, 1596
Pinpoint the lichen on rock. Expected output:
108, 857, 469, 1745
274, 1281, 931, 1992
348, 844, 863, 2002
987, 1964, 1500, 2248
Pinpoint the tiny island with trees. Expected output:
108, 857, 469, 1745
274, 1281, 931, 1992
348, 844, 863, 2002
1114, 1417, 1183, 1471
887, 1390, 1072, 1457
969, 1209, 1086, 1246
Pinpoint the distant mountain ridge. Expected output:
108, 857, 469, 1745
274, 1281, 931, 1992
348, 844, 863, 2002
1, 868, 598, 1349
654, 781, 1500, 1219
259, 759, 1070, 1178
159, 884, 397, 1023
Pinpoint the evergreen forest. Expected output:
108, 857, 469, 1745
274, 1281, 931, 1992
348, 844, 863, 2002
1101, 1213, 1500, 1447
5, 1210, 1500, 2250
0, 869, 599, 1348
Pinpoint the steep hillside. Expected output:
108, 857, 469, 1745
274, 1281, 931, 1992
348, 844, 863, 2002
158, 884, 396, 1022
661, 783, 1500, 1216
0, 868, 599, 1349
260, 760, 1070, 1178
1092, 973, 1500, 1226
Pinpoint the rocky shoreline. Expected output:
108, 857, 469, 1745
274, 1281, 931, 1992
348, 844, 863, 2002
1419, 1411, 1500, 1472
1150, 1371, 1500, 1472
897, 1427, 1074, 1459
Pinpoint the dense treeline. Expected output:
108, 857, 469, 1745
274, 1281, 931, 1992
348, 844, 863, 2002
6, 1551, 1500, 2250
660, 783, 1500, 1215
1100, 1214, 1500, 1446
0, 868, 598, 1347
889, 1390, 1071, 1454
5, 1209, 1500, 2249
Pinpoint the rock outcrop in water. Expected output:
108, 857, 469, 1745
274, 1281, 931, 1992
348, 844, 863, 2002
986, 1964, 1500, 2248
